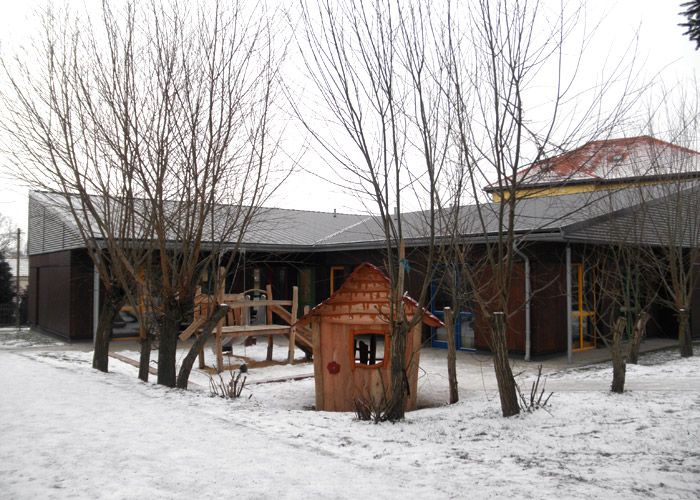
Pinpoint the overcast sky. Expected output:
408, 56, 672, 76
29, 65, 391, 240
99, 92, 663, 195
0, 0, 697, 235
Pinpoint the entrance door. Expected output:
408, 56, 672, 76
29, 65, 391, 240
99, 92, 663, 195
571, 264, 596, 351
430, 269, 475, 351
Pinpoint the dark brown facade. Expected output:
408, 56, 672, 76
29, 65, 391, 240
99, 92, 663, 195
29, 249, 94, 340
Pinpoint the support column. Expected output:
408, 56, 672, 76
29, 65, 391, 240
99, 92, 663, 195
566, 245, 572, 364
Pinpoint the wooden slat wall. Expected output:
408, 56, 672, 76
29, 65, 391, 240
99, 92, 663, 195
311, 265, 422, 412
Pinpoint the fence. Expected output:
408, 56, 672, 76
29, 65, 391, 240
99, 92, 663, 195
0, 302, 28, 327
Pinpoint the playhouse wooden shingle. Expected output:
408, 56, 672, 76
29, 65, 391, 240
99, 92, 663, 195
297, 263, 441, 412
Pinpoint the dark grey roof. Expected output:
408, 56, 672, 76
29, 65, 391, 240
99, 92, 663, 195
28, 182, 699, 256
28, 190, 369, 254
318, 184, 697, 247
239, 207, 368, 248
562, 182, 700, 247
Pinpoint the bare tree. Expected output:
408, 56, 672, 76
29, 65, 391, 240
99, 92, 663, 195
298, 0, 447, 420
137, 0, 286, 388
0, 3, 153, 373
680, 0, 700, 50
440, 0, 642, 416
0, 214, 23, 257
0, 0, 285, 387
647, 182, 700, 359
631, 85, 700, 358
582, 241, 656, 393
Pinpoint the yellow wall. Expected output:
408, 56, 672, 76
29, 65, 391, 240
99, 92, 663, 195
489, 178, 687, 202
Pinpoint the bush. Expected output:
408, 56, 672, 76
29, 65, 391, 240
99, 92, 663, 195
517, 365, 553, 413
208, 370, 247, 399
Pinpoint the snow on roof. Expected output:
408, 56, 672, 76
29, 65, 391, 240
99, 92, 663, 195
485, 136, 700, 191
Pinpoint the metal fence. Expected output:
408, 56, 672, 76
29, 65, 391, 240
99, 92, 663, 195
0, 302, 28, 327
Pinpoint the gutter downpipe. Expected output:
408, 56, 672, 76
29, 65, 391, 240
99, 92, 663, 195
513, 242, 531, 361
566, 245, 572, 364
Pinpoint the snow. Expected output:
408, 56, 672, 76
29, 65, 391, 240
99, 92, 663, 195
0, 331, 699, 499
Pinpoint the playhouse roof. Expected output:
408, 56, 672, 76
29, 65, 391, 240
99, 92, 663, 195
296, 262, 443, 328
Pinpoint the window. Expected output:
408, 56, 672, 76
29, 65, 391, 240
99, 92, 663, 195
350, 330, 389, 369
330, 266, 346, 293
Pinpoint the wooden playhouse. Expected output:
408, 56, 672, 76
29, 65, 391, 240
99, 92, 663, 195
296, 263, 442, 412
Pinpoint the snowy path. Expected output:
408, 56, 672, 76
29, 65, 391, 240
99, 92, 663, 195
1, 344, 699, 499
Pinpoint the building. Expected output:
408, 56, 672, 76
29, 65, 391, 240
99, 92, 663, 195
26, 136, 700, 361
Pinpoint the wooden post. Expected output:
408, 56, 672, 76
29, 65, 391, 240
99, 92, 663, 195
197, 334, 206, 369
288, 286, 299, 365
266, 284, 274, 361
216, 267, 225, 373
444, 307, 459, 404
311, 316, 324, 410
397, 238, 405, 305
242, 294, 249, 326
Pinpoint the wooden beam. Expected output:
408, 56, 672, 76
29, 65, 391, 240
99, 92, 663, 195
109, 352, 157, 375
224, 299, 293, 309
266, 284, 274, 362
179, 318, 205, 341
311, 317, 324, 411
220, 326, 292, 337
247, 373, 315, 386
288, 286, 298, 365
216, 267, 225, 373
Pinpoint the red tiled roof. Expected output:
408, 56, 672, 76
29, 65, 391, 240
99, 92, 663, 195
485, 136, 700, 191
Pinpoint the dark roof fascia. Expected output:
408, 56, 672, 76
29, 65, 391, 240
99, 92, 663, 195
67, 224, 571, 255
484, 171, 700, 194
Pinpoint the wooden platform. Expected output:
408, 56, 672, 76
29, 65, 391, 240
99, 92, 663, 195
182, 274, 313, 373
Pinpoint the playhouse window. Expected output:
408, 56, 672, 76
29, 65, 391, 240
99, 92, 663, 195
351, 331, 388, 369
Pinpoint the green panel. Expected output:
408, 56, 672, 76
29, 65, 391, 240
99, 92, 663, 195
298, 267, 316, 315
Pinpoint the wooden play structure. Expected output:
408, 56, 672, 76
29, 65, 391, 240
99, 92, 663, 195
180, 270, 313, 372
296, 263, 442, 413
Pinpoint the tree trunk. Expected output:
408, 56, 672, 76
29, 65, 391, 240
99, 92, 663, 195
386, 320, 409, 421
490, 312, 520, 417
157, 302, 185, 387
444, 308, 459, 404
627, 312, 649, 365
678, 308, 693, 358
611, 317, 627, 394
138, 333, 153, 382
176, 305, 230, 389
92, 287, 127, 373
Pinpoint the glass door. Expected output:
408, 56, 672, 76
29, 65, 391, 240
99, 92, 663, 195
571, 264, 596, 351
430, 269, 475, 351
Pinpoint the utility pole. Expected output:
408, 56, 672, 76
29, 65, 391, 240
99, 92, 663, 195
15, 228, 20, 330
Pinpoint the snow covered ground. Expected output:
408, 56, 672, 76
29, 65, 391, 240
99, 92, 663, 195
0, 329, 699, 499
